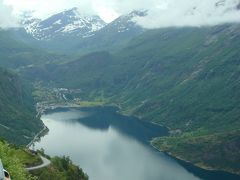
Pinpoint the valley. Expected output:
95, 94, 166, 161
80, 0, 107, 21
0, 3, 240, 179
22, 23, 240, 176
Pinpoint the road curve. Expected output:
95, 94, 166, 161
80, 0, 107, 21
26, 156, 51, 171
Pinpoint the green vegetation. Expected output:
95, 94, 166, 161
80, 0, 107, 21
22, 24, 240, 174
0, 68, 43, 145
1, 20, 240, 176
76, 100, 105, 107
31, 156, 88, 180
152, 130, 240, 175
0, 29, 66, 69
32, 83, 63, 103
0, 139, 39, 180
0, 139, 88, 180
31, 82, 108, 108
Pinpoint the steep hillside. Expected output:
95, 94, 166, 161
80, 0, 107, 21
23, 24, 240, 174
113, 25, 240, 132
0, 29, 32, 68
0, 68, 43, 144
0, 29, 66, 69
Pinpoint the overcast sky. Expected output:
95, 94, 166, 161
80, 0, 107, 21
1, 0, 240, 28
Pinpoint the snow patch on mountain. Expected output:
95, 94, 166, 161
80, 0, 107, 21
53, 20, 62, 25
21, 8, 106, 40
108, 10, 147, 34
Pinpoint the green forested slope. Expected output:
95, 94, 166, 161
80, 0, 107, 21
0, 68, 43, 144
0, 29, 66, 69
22, 24, 240, 174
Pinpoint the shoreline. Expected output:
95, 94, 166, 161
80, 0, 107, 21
26, 102, 83, 149
31, 102, 240, 177
150, 141, 240, 177
26, 125, 49, 148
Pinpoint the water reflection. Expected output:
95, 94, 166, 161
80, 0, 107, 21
34, 107, 240, 180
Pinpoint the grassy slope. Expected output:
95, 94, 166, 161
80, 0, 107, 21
0, 140, 39, 180
31, 156, 88, 180
0, 68, 43, 145
0, 139, 88, 180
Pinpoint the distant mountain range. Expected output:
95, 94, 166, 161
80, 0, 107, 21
14, 8, 146, 54
6, 1, 240, 54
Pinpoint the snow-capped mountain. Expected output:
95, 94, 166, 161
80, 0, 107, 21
14, 9, 147, 53
100, 10, 147, 34
21, 8, 106, 40
74, 10, 147, 52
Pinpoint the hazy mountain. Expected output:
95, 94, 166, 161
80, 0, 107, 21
91, 10, 146, 36
12, 9, 146, 54
0, 28, 69, 69
75, 10, 146, 53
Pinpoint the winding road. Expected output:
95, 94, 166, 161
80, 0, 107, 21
26, 156, 51, 171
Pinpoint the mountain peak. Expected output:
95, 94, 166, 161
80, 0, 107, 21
103, 10, 146, 34
21, 8, 106, 40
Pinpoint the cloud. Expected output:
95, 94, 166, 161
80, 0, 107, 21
0, 0, 19, 28
2, 0, 240, 28
4, 0, 119, 22
91, 0, 240, 28
133, 0, 240, 28
5, 0, 95, 19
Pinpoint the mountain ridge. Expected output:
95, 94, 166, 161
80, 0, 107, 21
21, 7, 106, 40
12, 9, 146, 54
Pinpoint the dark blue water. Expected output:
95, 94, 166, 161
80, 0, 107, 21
34, 107, 240, 180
